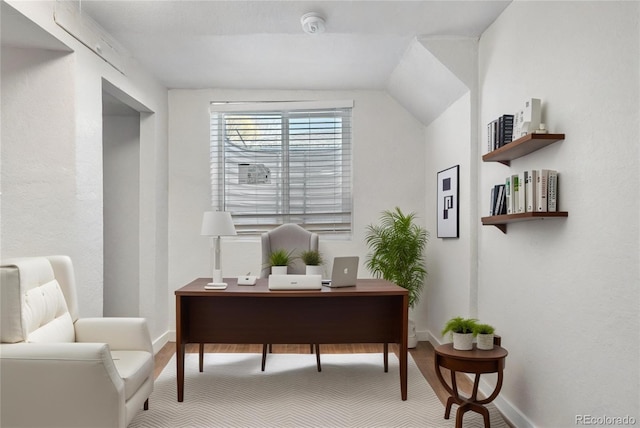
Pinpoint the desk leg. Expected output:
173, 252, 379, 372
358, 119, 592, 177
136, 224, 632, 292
177, 342, 185, 402
399, 294, 408, 400
383, 343, 389, 373
176, 296, 185, 402
199, 343, 204, 372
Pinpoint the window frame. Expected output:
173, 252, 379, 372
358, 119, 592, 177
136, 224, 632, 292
209, 100, 354, 236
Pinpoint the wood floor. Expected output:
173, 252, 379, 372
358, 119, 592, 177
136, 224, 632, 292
154, 341, 512, 427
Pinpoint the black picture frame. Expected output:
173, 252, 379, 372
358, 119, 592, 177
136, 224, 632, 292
437, 165, 459, 238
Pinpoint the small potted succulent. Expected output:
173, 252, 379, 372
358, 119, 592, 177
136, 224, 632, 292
269, 249, 294, 275
441, 316, 478, 350
473, 323, 496, 350
300, 250, 324, 276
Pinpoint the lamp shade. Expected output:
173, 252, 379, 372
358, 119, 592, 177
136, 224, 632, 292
201, 211, 237, 237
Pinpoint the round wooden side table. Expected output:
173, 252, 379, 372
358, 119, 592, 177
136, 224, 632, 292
434, 341, 508, 428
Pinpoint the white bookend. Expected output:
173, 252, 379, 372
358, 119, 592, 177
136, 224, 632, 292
525, 170, 538, 212
521, 98, 541, 136
511, 174, 520, 214
517, 171, 525, 213
548, 170, 558, 212
505, 176, 512, 215
536, 169, 550, 212
513, 98, 542, 138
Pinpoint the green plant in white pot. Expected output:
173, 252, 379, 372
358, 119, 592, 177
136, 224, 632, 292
269, 249, 294, 275
300, 250, 324, 276
473, 323, 496, 350
441, 317, 478, 350
365, 207, 429, 348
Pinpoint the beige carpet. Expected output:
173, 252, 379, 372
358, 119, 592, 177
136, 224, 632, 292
129, 352, 508, 428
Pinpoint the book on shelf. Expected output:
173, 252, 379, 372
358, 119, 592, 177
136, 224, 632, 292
511, 174, 520, 214
517, 171, 525, 213
490, 184, 506, 216
505, 176, 512, 214
487, 115, 514, 152
496, 184, 506, 215
498, 114, 514, 148
536, 169, 550, 212
490, 186, 496, 216
525, 170, 538, 212
487, 119, 498, 152
548, 170, 558, 212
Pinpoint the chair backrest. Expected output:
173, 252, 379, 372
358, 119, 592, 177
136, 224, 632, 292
260, 224, 319, 278
1, 256, 78, 344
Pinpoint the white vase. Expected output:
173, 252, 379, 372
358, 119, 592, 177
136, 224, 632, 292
476, 333, 494, 350
408, 319, 418, 349
452, 332, 473, 350
305, 265, 323, 276
271, 266, 288, 275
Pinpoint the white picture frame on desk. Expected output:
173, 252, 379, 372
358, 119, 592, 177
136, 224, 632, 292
437, 165, 459, 238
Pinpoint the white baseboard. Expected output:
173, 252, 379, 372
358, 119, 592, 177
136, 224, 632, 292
152, 330, 171, 355
416, 329, 431, 342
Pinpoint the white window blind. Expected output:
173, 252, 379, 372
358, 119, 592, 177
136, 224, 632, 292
210, 101, 353, 235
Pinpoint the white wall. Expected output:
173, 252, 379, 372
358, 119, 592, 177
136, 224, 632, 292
103, 114, 140, 317
476, 2, 639, 427
424, 92, 475, 342
1, 1, 170, 347
167, 89, 427, 335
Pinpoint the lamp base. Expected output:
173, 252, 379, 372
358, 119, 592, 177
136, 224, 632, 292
207, 281, 227, 286
205, 282, 227, 290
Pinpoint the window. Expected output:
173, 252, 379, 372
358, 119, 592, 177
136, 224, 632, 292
210, 101, 353, 235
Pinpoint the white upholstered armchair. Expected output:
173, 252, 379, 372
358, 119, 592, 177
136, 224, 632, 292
0, 255, 154, 428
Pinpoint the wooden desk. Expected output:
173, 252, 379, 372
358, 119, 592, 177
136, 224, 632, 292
175, 277, 408, 402
434, 343, 508, 428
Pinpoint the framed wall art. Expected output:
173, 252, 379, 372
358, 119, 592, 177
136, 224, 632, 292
437, 165, 459, 238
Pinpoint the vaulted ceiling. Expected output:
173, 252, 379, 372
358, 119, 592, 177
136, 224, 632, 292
3, 1, 512, 123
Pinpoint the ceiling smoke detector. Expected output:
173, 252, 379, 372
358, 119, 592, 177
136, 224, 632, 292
301, 12, 326, 35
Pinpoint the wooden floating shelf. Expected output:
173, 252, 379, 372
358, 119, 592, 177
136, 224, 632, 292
481, 211, 569, 234
482, 133, 565, 166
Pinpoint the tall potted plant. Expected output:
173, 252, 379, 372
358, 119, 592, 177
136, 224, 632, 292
365, 207, 429, 348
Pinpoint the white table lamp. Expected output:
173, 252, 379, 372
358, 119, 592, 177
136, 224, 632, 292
201, 211, 237, 286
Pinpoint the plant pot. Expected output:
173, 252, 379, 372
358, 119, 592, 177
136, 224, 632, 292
476, 333, 494, 350
271, 266, 288, 275
452, 332, 473, 350
305, 265, 323, 276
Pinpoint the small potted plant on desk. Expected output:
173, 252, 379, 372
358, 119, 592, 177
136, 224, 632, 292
300, 250, 324, 276
441, 316, 478, 351
269, 249, 294, 275
473, 323, 496, 350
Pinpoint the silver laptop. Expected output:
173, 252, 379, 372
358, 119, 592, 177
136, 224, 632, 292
323, 256, 359, 288
268, 274, 322, 290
